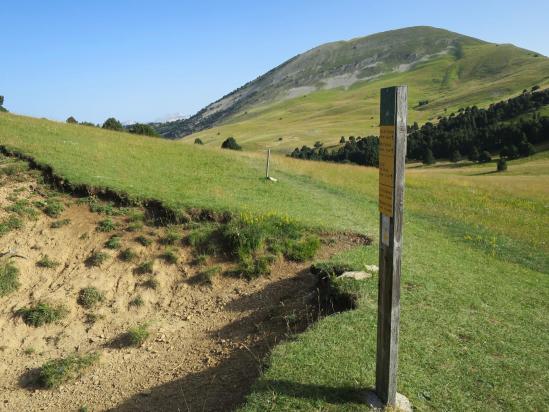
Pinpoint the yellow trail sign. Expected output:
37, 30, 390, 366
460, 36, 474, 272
379, 125, 395, 217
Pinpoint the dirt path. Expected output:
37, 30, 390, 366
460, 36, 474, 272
0, 163, 359, 411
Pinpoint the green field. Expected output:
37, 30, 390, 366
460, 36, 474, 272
1, 112, 548, 410
186, 43, 549, 153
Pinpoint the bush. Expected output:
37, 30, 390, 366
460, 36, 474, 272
194, 138, 204, 145
468, 147, 480, 162
135, 260, 154, 274
102, 117, 124, 132
50, 218, 71, 228
78, 287, 105, 309
37, 352, 99, 388
36, 255, 60, 268
119, 248, 137, 262
86, 251, 109, 267
135, 235, 152, 246
17, 303, 68, 327
284, 235, 321, 262
0, 261, 20, 297
97, 218, 116, 232
497, 158, 508, 172
125, 324, 149, 346
479, 151, 492, 163
66, 116, 78, 124
422, 148, 436, 165
105, 235, 122, 249
450, 150, 462, 163
221, 137, 242, 151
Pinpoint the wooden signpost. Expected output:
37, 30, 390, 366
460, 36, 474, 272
375, 85, 408, 407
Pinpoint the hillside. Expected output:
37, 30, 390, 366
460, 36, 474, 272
155, 26, 549, 152
0, 112, 548, 410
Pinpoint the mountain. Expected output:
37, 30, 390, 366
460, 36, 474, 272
156, 26, 549, 151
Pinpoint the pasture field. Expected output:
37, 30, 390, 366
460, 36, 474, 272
0, 112, 548, 410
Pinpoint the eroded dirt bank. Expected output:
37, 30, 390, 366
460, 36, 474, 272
0, 159, 364, 411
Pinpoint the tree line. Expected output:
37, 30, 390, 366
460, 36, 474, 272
289, 87, 549, 166
66, 116, 159, 137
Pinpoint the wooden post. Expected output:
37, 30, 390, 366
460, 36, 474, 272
265, 148, 271, 179
375, 85, 407, 406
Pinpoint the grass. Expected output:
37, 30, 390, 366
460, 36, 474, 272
86, 251, 109, 267
129, 296, 144, 307
135, 260, 154, 274
17, 303, 68, 327
104, 235, 122, 249
0, 260, 20, 297
97, 218, 116, 232
135, 235, 152, 246
36, 255, 60, 268
160, 248, 178, 264
77, 287, 105, 309
0, 214, 23, 236
6, 199, 38, 219
0, 107, 548, 409
118, 248, 137, 262
124, 324, 150, 347
38, 198, 64, 217
141, 277, 159, 290
160, 227, 182, 245
37, 352, 99, 389
197, 265, 222, 285
50, 218, 71, 228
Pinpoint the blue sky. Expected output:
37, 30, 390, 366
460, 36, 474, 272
2, 0, 548, 124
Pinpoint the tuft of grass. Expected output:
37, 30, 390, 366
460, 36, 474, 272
160, 227, 182, 245
0, 214, 23, 236
193, 254, 208, 266
129, 296, 144, 307
141, 277, 159, 290
86, 251, 109, 267
135, 235, 152, 246
17, 303, 68, 327
126, 221, 144, 232
233, 255, 275, 279
23, 347, 36, 355
5, 199, 38, 220
85, 312, 104, 324
135, 260, 154, 274
119, 248, 137, 262
50, 218, 71, 228
160, 248, 178, 264
37, 352, 99, 389
104, 235, 122, 249
96, 218, 116, 232
0, 162, 28, 176
77, 287, 105, 309
0, 261, 20, 297
36, 255, 60, 269
125, 324, 150, 347
41, 198, 64, 218
284, 235, 321, 262
198, 265, 222, 285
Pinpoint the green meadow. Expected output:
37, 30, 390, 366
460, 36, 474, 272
0, 112, 548, 410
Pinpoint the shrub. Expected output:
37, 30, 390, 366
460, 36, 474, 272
66, 116, 78, 124
37, 352, 99, 388
119, 248, 137, 262
497, 158, 508, 172
450, 150, 462, 163
221, 137, 242, 151
36, 255, 60, 268
97, 218, 116, 232
479, 151, 492, 163
17, 303, 68, 327
129, 296, 144, 307
310, 262, 355, 278
284, 235, 321, 262
125, 324, 150, 347
105, 235, 122, 249
128, 123, 159, 137
422, 148, 436, 165
141, 277, 159, 290
0, 261, 20, 297
135, 260, 154, 274
77, 287, 105, 309
135, 235, 152, 246
86, 251, 109, 267
161, 248, 178, 264
102, 117, 124, 132
194, 138, 204, 145
50, 218, 71, 228
468, 147, 480, 162
42, 199, 64, 217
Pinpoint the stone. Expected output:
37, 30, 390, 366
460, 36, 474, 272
364, 391, 412, 412
338, 271, 372, 280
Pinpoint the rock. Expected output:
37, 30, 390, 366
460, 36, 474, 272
338, 271, 372, 280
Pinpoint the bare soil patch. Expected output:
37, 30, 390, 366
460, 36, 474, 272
0, 163, 362, 411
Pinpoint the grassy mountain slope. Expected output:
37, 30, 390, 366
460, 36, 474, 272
1, 112, 548, 409
186, 41, 549, 152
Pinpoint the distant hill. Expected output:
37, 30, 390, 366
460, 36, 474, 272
154, 26, 549, 151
